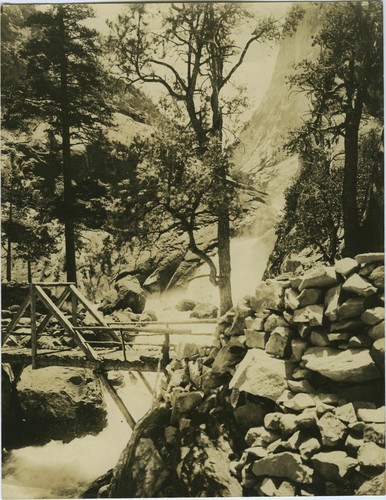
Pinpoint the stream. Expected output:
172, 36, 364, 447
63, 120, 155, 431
2, 230, 276, 499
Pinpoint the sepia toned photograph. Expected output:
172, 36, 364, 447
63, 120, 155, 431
1, 1, 384, 498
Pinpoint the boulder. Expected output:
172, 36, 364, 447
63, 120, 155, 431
279, 413, 300, 436
283, 393, 316, 412
234, 402, 266, 432
355, 252, 384, 264
293, 305, 324, 327
252, 281, 284, 313
325, 285, 341, 321
190, 302, 218, 319
250, 317, 265, 331
258, 478, 296, 497
317, 412, 347, 447
368, 265, 384, 289
310, 330, 330, 346
285, 288, 300, 310
287, 379, 315, 394
298, 266, 338, 291
337, 297, 365, 319
302, 347, 380, 382
130, 438, 169, 497
176, 299, 198, 312
211, 344, 246, 375
266, 326, 291, 358
312, 451, 357, 482
297, 288, 323, 307
264, 313, 288, 332
367, 320, 385, 341
252, 452, 313, 484
175, 342, 200, 360
16, 366, 107, 441
172, 391, 203, 413
229, 349, 294, 402
357, 407, 385, 423
330, 318, 365, 332
342, 274, 377, 297
357, 442, 385, 468
100, 275, 146, 314
291, 338, 308, 361
245, 329, 266, 349
361, 307, 384, 325
356, 471, 386, 496
335, 257, 359, 277
333, 403, 357, 424
370, 338, 385, 372
299, 438, 320, 459
363, 423, 385, 446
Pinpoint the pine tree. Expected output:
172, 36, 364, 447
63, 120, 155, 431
22, 4, 111, 283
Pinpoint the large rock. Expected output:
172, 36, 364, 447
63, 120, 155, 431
190, 302, 218, 319
211, 344, 246, 374
302, 347, 380, 382
337, 298, 365, 320
130, 438, 169, 497
312, 451, 357, 482
16, 366, 107, 441
252, 281, 284, 313
355, 253, 384, 264
367, 320, 385, 341
324, 285, 341, 321
368, 265, 384, 289
357, 442, 386, 468
371, 338, 385, 372
176, 299, 198, 312
317, 412, 347, 447
252, 452, 313, 484
265, 326, 291, 358
293, 305, 324, 326
298, 266, 338, 291
356, 471, 386, 496
229, 348, 294, 401
361, 307, 384, 325
342, 274, 377, 297
100, 275, 146, 314
335, 257, 359, 277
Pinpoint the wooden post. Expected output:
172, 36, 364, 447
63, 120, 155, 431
162, 331, 170, 369
71, 289, 78, 327
30, 285, 37, 369
120, 329, 127, 361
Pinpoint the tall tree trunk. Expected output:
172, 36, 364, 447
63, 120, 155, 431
58, 8, 77, 284
342, 95, 364, 257
207, 4, 233, 314
27, 260, 32, 283
6, 152, 15, 282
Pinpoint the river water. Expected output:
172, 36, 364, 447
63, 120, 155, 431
2, 232, 275, 499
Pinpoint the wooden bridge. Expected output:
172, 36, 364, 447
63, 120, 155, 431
2, 282, 216, 429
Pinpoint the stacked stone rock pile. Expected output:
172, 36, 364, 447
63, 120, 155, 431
215, 252, 385, 495
84, 253, 385, 497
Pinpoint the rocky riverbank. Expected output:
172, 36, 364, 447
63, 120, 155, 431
86, 252, 385, 497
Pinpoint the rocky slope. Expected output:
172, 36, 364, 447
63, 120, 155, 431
85, 252, 385, 497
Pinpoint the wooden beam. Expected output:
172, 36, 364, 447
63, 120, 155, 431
1, 350, 160, 372
34, 286, 101, 363
30, 285, 38, 369
36, 286, 71, 335
98, 372, 136, 429
31, 282, 76, 286
3, 293, 31, 343
69, 285, 120, 342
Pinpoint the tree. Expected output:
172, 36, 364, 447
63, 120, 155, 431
109, 3, 280, 313
22, 4, 111, 283
288, 1, 383, 256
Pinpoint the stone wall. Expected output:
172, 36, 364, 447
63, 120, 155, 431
91, 252, 385, 498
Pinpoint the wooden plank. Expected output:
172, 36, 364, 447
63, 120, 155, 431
31, 282, 76, 286
35, 286, 101, 363
30, 285, 38, 369
2, 349, 160, 372
3, 294, 31, 343
71, 293, 78, 327
36, 286, 71, 335
69, 285, 120, 342
98, 372, 136, 429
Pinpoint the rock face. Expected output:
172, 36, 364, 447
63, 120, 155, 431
16, 366, 107, 442
190, 302, 218, 319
